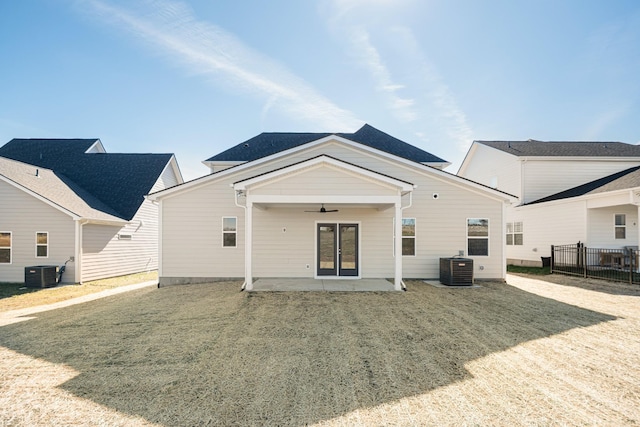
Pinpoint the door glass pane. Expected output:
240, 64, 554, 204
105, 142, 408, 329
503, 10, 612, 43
319, 226, 335, 269
340, 225, 356, 269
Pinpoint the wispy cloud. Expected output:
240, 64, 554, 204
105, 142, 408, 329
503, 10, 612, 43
80, 0, 361, 131
324, 0, 474, 155
347, 27, 418, 123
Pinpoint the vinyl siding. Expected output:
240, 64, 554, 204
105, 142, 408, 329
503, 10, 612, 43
0, 180, 76, 283
401, 179, 504, 279
587, 205, 638, 249
80, 165, 179, 282
506, 201, 587, 264
459, 143, 521, 198
522, 160, 640, 203
159, 139, 507, 282
161, 182, 245, 278
250, 164, 398, 196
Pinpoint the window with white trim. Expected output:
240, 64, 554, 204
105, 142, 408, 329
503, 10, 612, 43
506, 222, 523, 245
402, 218, 416, 256
0, 232, 11, 264
222, 217, 237, 247
615, 214, 626, 239
467, 218, 489, 256
36, 232, 48, 257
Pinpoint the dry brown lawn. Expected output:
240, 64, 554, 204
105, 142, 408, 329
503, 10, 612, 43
0, 271, 158, 312
0, 273, 639, 426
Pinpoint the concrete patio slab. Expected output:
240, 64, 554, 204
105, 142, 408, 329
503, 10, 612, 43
250, 278, 397, 292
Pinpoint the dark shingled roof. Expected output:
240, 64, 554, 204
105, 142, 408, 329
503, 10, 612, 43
0, 139, 173, 220
477, 140, 640, 157
206, 124, 447, 164
527, 166, 640, 205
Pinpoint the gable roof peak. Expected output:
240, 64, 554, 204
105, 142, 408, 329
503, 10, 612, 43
205, 123, 448, 165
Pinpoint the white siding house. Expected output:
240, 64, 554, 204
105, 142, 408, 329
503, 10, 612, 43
150, 125, 514, 289
459, 140, 640, 265
0, 139, 182, 284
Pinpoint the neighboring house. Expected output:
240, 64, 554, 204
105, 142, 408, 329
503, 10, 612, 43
149, 124, 514, 290
0, 139, 183, 283
458, 140, 640, 266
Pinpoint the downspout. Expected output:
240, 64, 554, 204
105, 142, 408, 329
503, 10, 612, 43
234, 189, 248, 291
74, 219, 88, 284
398, 190, 414, 291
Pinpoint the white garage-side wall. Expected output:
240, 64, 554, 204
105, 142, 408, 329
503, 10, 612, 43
0, 180, 76, 283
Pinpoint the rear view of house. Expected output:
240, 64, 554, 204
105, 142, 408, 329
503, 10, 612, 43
0, 138, 183, 284
150, 124, 514, 289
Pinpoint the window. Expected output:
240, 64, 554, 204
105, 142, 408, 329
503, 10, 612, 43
118, 234, 132, 240
222, 217, 237, 247
36, 232, 48, 257
506, 222, 523, 245
467, 218, 489, 256
0, 232, 11, 264
615, 214, 626, 239
402, 218, 416, 256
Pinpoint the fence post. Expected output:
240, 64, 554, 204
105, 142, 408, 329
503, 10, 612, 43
550, 245, 554, 273
580, 242, 587, 278
629, 247, 633, 285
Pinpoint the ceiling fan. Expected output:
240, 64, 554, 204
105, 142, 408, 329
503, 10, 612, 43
305, 203, 339, 213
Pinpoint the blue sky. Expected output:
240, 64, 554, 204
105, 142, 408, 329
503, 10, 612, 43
1, 0, 639, 180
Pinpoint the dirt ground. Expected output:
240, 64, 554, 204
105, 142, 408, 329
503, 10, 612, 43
0, 273, 639, 426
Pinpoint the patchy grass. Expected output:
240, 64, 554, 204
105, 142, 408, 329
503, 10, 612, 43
1, 275, 639, 426
507, 264, 551, 275
0, 271, 157, 313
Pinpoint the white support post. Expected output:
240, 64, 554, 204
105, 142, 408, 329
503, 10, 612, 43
394, 201, 402, 290
245, 200, 253, 290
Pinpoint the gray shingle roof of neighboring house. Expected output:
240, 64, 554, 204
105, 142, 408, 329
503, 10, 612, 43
0, 157, 125, 222
527, 166, 640, 205
477, 140, 640, 157
0, 139, 175, 220
206, 124, 448, 164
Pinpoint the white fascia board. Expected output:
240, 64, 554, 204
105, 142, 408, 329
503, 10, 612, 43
520, 187, 640, 210
518, 156, 640, 162
169, 155, 185, 184
85, 139, 106, 153
234, 155, 414, 192
248, 194, 400, 205
457, 141, 480, 176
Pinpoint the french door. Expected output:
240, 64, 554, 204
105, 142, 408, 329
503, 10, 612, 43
317, 223, 359, 277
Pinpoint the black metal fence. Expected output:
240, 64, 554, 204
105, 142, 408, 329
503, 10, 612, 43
551, 242, 640, 285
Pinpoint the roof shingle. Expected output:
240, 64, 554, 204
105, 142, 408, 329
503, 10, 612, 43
0, 139, 174, 220
206, 124, 447, 164
477, 140, 640, 157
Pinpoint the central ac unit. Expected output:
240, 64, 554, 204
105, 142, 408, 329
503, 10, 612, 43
439, 257, 474, 286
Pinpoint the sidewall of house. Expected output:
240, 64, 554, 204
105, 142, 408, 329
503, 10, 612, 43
0, 180, 76, 283
505, 201, 587, 265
